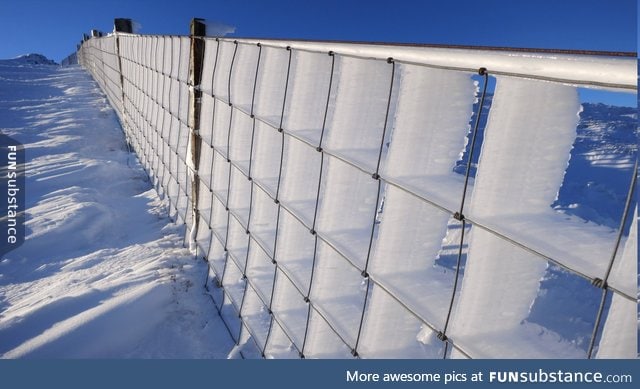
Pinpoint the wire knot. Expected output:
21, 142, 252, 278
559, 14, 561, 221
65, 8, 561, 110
437, 331, 448, 342
591, 278, 608, 289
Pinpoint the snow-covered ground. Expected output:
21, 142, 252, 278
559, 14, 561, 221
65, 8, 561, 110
0, 56, 234, 358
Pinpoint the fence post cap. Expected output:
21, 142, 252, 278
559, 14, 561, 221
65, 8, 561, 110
190, 18, 206, 37
114, 18, 133, 33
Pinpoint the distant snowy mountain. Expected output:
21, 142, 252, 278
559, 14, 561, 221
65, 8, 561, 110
4, 54, 57, 66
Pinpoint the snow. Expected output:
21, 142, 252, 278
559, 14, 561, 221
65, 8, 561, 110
449, 78, 581, 358
359, 65, 477, 358
3, 33, 637, 360
231, 38, 637, 90
449, 77, 636, 358
0, 57, 234, 357
597, 207, 638, 359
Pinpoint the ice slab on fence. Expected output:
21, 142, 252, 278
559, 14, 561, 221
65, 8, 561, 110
230, 43, 260, 112
359, 285, 445, 358
323, 55, 394, 171
271, 268, 308, 349
462, 78, 625, 295
608, 207, 638, 298
450, 77, 595, 358
361, 66, 476, 357
212, 40, 236, 102
280, 136, 322, 227
254, 46, 289, 125
597, 207, 637, 359
284, 50, 334, 145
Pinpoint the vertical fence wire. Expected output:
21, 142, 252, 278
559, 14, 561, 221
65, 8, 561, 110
351, 57, 396, 358
586, 158, 637, 358
262, 45, 293, 357
300, 50, 336, 358
440, 68, 489, 358
238, 43, 262, 319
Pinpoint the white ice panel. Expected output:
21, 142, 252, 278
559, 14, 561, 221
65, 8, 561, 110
212, 41, 237, 102
254, 47, 290, 126
608, 207, 638, 297
597, 207, 637, 359
230, 43, 260, 112
361, 66, 475, 357
251, 121, 282, 197
274, 209, 316, 292
200, 39, 219, 95
451, 77, 584, 358
279, 137, 322, 227
359, 285, 444, 358
315, 157, 379, 269
308, 241, 367, 348
284, 50, 334, 145
324, 56, 394, 172
271, 268, 308, 348
304, 309, 353, 359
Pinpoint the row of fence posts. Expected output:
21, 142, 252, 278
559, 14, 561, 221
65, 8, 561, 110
80, 18, 206, 243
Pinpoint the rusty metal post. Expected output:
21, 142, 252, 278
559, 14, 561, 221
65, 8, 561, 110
113, 19, 132, 148
188, 18, 206, 245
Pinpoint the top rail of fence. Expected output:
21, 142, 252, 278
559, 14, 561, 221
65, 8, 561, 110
95, 32, 637, 91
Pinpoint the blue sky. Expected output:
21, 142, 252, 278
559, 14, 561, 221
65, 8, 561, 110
0, 0, 636, 105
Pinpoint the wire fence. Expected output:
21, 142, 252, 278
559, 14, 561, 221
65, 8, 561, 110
77, 26, 637, 359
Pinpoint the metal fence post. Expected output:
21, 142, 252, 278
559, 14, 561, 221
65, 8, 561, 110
188, 18, 206, 246
113, 18, 132, 148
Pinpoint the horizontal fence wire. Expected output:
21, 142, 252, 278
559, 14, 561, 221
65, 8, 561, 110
77, 31, 637, 359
